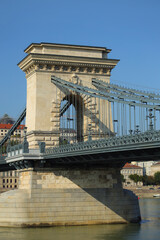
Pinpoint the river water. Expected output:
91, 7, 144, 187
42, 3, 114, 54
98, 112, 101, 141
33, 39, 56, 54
0, 198, 160, 240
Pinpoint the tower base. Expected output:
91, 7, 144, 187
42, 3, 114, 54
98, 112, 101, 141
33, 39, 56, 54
0, 167, 141, 227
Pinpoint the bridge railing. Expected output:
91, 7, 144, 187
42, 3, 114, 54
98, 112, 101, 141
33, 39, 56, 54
0, 153, 7, 161
3, 128, 160, 160
3, 139, 45, 160
7, 142, 29, 158
45, 129, 160, 156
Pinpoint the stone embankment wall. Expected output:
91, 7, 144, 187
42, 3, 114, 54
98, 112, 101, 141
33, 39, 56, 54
0, 167, 141, 227
125, 187, 160, 198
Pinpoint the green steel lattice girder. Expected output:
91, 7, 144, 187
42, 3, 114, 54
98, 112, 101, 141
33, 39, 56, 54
51, 76, 160, 110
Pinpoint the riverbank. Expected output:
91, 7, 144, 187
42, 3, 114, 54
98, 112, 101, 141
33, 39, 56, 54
124, 186, 160, 198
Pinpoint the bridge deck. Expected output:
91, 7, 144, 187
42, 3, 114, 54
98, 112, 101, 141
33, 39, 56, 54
2, 130, 160, 170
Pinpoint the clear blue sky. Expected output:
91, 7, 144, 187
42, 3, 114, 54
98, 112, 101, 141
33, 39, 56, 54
0, 0, 160, 119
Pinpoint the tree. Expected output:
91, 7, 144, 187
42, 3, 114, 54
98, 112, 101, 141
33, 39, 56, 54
142, 175, 154, 185
138, 175, 143, 183
129, 174, 141, 185
121, 174, 125, 183
154, 172, 160, 185
59, 137, 68, 145
0, 114, 14, 124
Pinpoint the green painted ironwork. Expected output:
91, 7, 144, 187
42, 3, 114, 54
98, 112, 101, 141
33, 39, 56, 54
45, 129, 160, 158
0, 108, 26, 147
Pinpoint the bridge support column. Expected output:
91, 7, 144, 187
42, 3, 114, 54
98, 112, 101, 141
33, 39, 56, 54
0, 167, 141, 227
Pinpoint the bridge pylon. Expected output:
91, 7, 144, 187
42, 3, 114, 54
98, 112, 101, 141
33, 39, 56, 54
0, 43, 143, 227
18, 43, 119, 148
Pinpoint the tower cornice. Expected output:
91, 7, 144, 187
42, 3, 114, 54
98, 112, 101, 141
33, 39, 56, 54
18, 53, 119, 76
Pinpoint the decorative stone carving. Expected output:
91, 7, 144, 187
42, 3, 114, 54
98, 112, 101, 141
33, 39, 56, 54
22, 61, 114, 77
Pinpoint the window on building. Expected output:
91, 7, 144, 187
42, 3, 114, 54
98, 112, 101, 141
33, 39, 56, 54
3, 185, 5, 188
7, 179, 8, 183
3, 179, 5, 183
14, 185, 17, 188
15, 179, 17, 183
10, 179, 12, 183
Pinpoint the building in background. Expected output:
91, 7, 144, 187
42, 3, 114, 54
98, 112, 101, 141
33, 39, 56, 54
0, 114, 25, 142
132, 160, 160, 176
121, 163, 143, 186
60, 128, 77, 144
150, 162, 160, 176
0, 124, 25, 141
0, 170, 19, 192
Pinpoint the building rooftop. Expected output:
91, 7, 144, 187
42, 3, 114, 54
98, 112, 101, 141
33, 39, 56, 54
23, 42, 112, 59
151, 162, 160, 166
123, 163, 143, 169
0, 124, 25, 130
24, 42, 111, 53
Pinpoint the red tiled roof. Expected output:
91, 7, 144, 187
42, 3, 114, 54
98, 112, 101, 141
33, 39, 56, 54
0, 123, 25, 130
123, 163, 143, 169
152, 162, 160, 166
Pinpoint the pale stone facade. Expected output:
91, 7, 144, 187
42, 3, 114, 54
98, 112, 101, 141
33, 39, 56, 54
132, 161, 159, 176
150, 162, 160, 176
18, 43, 119, 148
0, 167, 140, 227
0, 170, 19, 191
121, 163, 143, 187
0, 43, 142, 227
0, 124, 25, 141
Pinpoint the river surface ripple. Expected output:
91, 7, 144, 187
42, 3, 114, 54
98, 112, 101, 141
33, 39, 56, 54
0, 198, 160, 240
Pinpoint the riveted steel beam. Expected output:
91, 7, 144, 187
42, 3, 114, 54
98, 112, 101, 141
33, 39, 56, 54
0, 108, 26, 147
51, 76, 160, 110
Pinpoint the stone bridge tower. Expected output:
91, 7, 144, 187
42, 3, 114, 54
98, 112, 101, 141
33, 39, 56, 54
18, 43, 119, 148
0, 44, 141, 227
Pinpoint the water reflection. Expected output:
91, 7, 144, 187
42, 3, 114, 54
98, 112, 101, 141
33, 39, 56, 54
0, 224, 141, 240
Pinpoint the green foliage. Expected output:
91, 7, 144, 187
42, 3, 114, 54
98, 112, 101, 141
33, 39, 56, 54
142, 175, 154, 185
0, 139, 20, 155
0, 144, 7, 154
128, 171, 160, 186
154, 172, 160, 185
129, 174, 141, 184
59, 138, 69, 145
121, 174, 125, 182
10, 140, 20, 146
138, 175, 143, 182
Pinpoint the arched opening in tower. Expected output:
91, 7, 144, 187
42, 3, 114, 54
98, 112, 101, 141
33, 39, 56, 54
60, 93, 84, 144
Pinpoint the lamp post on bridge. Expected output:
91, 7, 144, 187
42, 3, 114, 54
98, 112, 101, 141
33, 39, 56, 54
147, 109, 154, 131
134, 125, 141, 134
23, 127, 29, 153
113, 119, 118, 136
129, 129, 133, 135
23, 127, 27, 142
